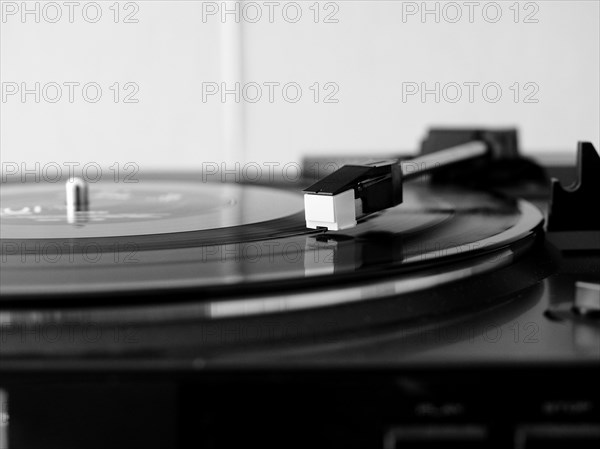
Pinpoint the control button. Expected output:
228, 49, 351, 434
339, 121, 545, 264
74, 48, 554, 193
383, 425, 487, 449
515, 424, 600, 449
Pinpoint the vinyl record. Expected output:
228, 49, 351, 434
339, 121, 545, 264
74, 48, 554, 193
0, 175, 544, 306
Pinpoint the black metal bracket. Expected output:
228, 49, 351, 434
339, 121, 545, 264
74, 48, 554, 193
547, 141, 600, 233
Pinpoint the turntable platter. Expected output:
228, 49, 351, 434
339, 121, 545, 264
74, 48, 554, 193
0, 176, 544, 303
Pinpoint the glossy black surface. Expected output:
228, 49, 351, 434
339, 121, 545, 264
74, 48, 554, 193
0, 167, 598, 449
0, 179, 541, 300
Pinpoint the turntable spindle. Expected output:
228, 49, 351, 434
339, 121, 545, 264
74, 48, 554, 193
65, 177, 89, 224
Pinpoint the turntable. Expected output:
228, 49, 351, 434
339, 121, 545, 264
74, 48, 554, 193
0, 128, 598, 449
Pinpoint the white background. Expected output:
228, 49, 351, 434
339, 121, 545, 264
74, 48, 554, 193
1, 0, 599, 172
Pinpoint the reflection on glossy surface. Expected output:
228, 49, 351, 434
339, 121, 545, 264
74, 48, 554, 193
0, 182, 543, 300
0, 389, 7, 449
0, 181, 303, 238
